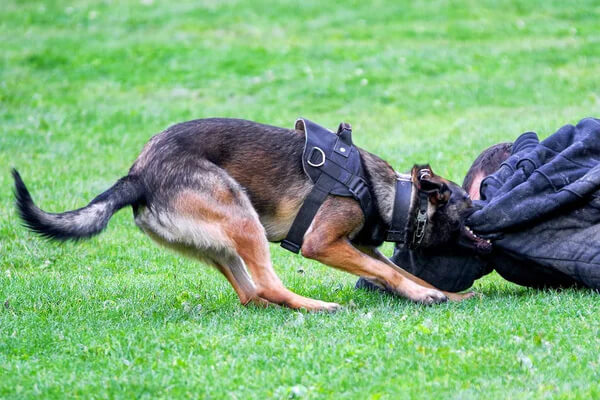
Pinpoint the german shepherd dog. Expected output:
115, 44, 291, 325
13, 118, 486, 311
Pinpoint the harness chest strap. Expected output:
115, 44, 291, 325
281, 119, 374, 253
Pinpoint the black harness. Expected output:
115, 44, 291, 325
281, 118, 429, 253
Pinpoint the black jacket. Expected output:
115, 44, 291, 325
357, 118, 600, 292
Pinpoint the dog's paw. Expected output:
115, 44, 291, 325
416, 288, 448, 305
445, 291, 479, 302
293, 298, 341, 313
400, 280, 448, 305
311, 300, 341, 313
246, 297, 278, 308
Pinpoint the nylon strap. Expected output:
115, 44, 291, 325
385, 173, 430, 248
281, 173, 337, 253
386, 177, 412, 243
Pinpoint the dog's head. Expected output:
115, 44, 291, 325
410, 165, 492, 254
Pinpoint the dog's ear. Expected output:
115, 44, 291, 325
412, 165, 451, 205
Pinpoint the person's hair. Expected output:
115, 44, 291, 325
462, 142, 513, 192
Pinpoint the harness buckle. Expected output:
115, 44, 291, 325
348, 177, 369, 200
307, 147, 326, 167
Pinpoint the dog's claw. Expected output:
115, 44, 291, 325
418, 288, 448, 305
301, 300, 341, 313
314, 301, 341, 313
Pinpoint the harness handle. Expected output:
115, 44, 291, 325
337, 122, 353, 146
337, 122, 352, 134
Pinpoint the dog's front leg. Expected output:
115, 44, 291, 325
300, 198, 447, 304
356, 246, 476, 302
303, 236, 447, 304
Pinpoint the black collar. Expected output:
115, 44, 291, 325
386, 174, 429, 248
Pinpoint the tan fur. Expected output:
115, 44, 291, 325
261, 186, 311, 241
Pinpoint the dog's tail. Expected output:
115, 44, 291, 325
12, 169, 145, 241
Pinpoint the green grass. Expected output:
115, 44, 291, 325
2, 0, 600, 398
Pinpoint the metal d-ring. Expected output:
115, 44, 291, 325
307, 147, 326, 167
419, 169, 431, 180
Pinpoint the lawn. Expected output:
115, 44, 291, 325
1, 0, 600, 398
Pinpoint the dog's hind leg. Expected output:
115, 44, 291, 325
164, 187, 339, 312
223, 217, 340, 312
218, 213, 341, 312
212, 255, 271, 307
136, 206, 264, 306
